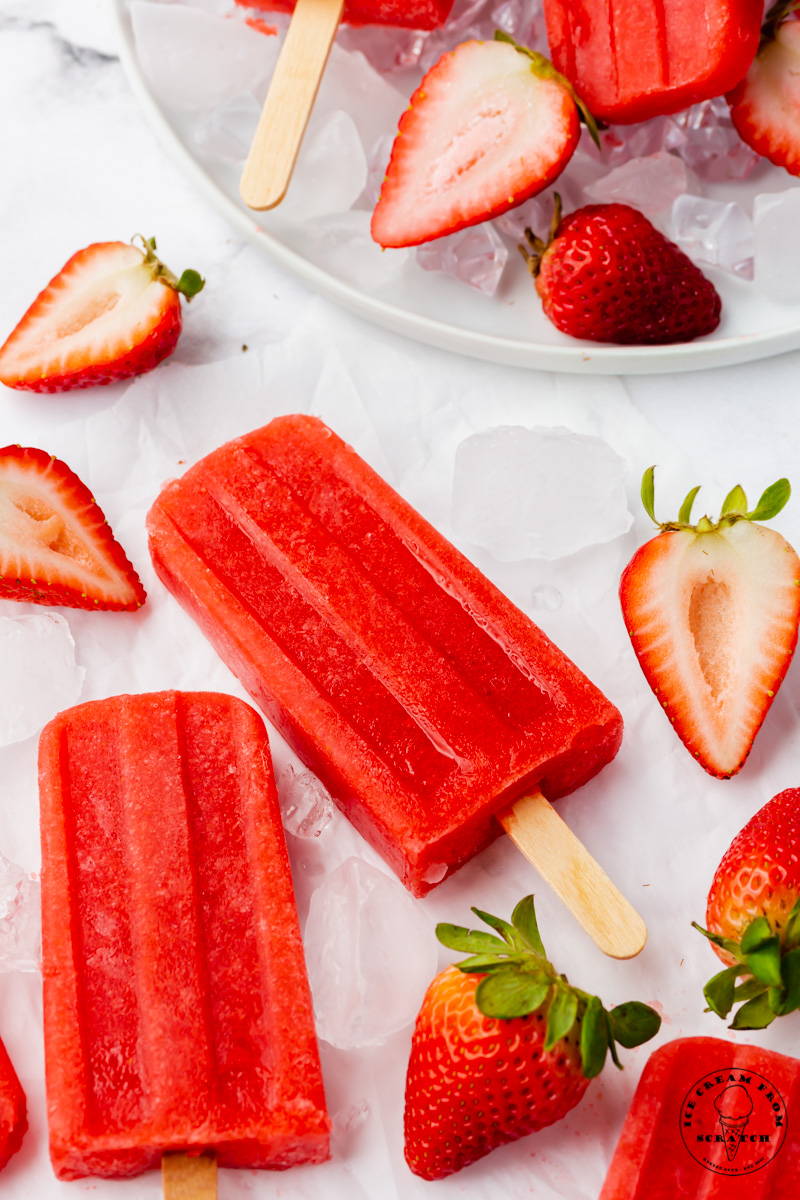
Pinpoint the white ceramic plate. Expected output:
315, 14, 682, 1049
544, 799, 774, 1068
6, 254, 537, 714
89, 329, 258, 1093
112, 0, 800, 374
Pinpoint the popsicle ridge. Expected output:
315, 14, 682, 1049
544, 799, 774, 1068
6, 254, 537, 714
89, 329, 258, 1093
40, 691, 330, 1180
148, 417, 622, 895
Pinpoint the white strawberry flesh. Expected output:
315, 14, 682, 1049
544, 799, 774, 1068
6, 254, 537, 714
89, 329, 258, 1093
372, 39, 580, 249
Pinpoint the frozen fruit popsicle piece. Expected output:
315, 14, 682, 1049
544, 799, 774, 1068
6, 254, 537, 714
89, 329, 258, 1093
600, 1037, 800, 1196
239, 0, 456, 210
236, 0, 453, 28
39, 690, 330, 1182
543, 0, 762, 124
146, 416, 637, 953
0, 1037, 26, 1170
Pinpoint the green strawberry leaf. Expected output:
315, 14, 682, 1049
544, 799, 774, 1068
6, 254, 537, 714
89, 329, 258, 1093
721, 484, 748, 515
733, 977, 768, 1004
771, 947, 800, 1015
745, 936, 783, 987
730, 990, 777, 1030
641, 466, 657, 524
692, 921, 745, 962
606, 1016, 622, 1070
678, 485, 701, 525
783, 896, 800, 951
455, 953, 525, 973
544, 985, 578, 1050
436, 923, 508, 955
476, 969, 551, 1019
740, 915, 774, 954
472, 907, 524, 950
511, 895, 547, 957
176, 269, 205, 299
608, 1002, 662, 1048
704, 965, 742, 1018
579, 996, 609, 1079
747, 478, 790, 522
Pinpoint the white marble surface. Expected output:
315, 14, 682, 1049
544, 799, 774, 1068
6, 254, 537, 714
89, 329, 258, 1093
2, 3, 800, 1199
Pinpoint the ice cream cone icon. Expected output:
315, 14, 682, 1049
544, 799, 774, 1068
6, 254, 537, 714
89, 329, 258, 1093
715, 1085, 753, 1161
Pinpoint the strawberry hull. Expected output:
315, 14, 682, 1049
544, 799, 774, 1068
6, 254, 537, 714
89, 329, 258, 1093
544, 0, 762, 124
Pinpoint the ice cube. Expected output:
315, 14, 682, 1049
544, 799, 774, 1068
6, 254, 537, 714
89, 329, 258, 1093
281, 110, 368, 224
0, 614, 84, 746
531, 584, 562, 612
672, 97, 760, 182
452, 426, 633, 562
0, 852, 40, 973
193, 93, 261, 162
582, 117, 687, 169
754, 190, 800, 302
365, 133, 395, 207
417, 224, 509, 295
303, 858, 438, 1049
130, 1, 277, 111
278, 763, 334, 839
304, 212, 410, 290
671, 195, 754, 278
583, 152, 690, 215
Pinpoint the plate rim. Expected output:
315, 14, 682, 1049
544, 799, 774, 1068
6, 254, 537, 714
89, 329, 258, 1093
111, 0, 800, 375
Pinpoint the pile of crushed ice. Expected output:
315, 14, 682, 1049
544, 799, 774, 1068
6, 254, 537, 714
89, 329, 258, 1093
130, 0, 800, 300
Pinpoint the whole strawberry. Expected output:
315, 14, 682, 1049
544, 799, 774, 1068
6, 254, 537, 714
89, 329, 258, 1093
404, 896, 660, 1180
727, 2, 800, 175
694, 789, 800, 1029
0, 236, 203, 393
523, 197, 721, 344
371, 34, 597, 249
620, 468, 800, 777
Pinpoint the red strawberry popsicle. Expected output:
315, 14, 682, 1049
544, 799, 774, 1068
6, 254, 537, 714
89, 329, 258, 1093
236, 0, 454, 27
39, 692, 330, 1185
147, 416, 647, 961
0, 1038, 26, 1171
600, 1037, 800, 1197
544, 0, 763, 124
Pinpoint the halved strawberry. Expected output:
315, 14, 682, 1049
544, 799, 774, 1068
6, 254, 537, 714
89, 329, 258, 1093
0, 237, 203, 393
694, 788, 800, 1029
405, 896, 660, 1180
620, 469, 800, 778
727, 2, 800, 175
371, 34, 596, 249
0, 446, 145, 611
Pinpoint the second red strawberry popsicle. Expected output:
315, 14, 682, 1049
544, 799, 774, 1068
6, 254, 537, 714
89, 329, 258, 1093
148, 416, 644, 957
39, 692, 330, 1188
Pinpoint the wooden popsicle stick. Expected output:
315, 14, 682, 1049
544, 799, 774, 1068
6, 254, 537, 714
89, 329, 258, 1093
162, 1153, 217, 1199
240, 0, 346, 210
498, 790, 647, 960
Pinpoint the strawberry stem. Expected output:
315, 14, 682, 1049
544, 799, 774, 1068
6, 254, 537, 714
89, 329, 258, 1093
641, 466, 791, 532
131, 234, 205, 301
519, 193, 563, 279
494, 31, 600, 148
436, 896, 660, 1079
761, 0, 800, 47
